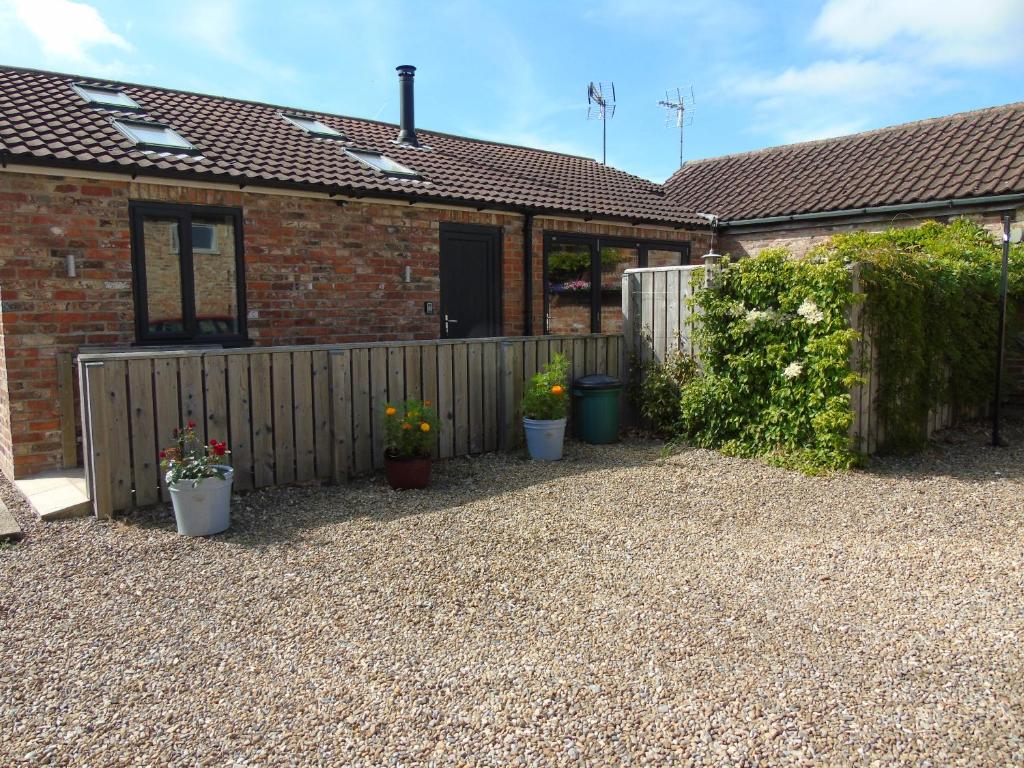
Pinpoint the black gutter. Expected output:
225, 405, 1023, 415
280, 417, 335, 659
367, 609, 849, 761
2, 154, 710, 231
523, 212, 534, 335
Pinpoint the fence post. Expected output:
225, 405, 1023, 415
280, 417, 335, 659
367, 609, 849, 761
82, 361, 112, 519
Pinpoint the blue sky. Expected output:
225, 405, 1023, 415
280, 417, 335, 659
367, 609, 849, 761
1, 0, 1022, 182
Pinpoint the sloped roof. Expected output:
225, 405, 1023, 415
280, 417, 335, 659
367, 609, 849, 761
664, 103, 1024, 222
0, 65, 702, 226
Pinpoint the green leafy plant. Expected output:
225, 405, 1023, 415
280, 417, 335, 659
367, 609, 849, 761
522, 353, 570, 420
677, 248, 861, 473
547, 248, 631, 279
821, 219, 1022, 452
384, 399, 438, 459
636, 351, 698, 436
160, 421, 231, 486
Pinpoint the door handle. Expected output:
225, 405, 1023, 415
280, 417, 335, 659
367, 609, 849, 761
444, 314, 458, 335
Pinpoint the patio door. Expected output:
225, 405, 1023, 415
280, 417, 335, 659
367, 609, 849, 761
439, 224, 503, 338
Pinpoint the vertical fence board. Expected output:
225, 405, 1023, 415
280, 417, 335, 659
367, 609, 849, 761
370, 347, 388, 469
652, 269, 666, 362
271, 352, 296, 484
499, 342, 516, 451
179, 356, 205, 445
227, 355, 254, 490
351, 348, 372, 475
437, 345, 455, 459
153, 358, 180, 501
84, 363, 112, 519
453, 343, 470, 456
312, 350, 332, 480
127, 358, 158, 507
388, 346, 405, 405
104, 360, 132, 512
329, 350, 353, 482
510, 341, 524, 448
404, 346, 422, 400
468, 342, 484, 453
250, 353, 275, 488
204, 355, 229, 446
666, 269, 680, 355
292, 350, 315, 484
421, 345, 440, 458
483, 342, 498, 453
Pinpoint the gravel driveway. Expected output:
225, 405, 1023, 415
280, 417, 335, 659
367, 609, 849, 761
2, 421, 1023, 766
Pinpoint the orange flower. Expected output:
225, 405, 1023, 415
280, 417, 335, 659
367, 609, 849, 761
401, 422, 412, 430
420, 422, 431, 432
551, 385, 564, 395
423, 400, 432, 406
385, 406, 397, 416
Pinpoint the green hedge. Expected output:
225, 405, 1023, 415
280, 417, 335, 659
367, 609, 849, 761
825, 219, 1022, 452
651, 219, 1022, 472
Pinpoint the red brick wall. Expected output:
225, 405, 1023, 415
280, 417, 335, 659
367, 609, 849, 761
0, 170, 704, 478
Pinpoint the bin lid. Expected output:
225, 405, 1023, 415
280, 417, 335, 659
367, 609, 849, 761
573, 373, 621, 391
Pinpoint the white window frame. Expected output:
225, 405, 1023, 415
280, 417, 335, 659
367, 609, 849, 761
346, 149, 419, 177
113, 118, 196, 152
72, 82, 141, 110
281, 113, 345, 139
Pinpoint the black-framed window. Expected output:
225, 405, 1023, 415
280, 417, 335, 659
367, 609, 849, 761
129, 202, 247, 345
543, 233, 690, 334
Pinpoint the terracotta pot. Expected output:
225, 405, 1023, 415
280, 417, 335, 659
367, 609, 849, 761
384, 455, 432, 490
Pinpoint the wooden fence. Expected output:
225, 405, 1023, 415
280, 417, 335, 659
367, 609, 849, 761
77, 334, 623, 518
623, 264, 964, 455
622, 265, 701, 368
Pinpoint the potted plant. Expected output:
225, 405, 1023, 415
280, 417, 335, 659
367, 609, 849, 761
159, 421, 233, 537
522, 353, 570, 460
383, 399, 438, 489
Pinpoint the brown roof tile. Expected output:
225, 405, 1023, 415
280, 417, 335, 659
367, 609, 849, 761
0, 66, 701, 226
665, 103, 1024, 222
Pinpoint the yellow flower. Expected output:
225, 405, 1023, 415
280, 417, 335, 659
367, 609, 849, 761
420, 422, 431, 432
401, 422, 412, 430
551, 385, 564, 395
385, 406, 397, 416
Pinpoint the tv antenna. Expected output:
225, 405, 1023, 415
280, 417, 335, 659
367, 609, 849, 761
658, 86, 695, 169
587, 81, 616, 164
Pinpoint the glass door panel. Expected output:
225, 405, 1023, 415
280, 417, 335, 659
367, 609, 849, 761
546, 241, 594, 334
598, 245, 639, 333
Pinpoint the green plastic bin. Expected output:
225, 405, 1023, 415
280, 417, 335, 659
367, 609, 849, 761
572, 374, 622, 444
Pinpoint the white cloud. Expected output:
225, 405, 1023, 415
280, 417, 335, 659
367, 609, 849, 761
812, 0, 1024, 66
736, 59, 926, 102
5, 0, 130, 61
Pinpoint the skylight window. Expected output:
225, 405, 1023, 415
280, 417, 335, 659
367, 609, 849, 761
73, 83, 140, 110
113, 119, 195, 152
282, 113, 345, 138
346, 149, 418, 177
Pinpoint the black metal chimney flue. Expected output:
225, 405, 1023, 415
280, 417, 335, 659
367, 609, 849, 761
396, 65, 419, 146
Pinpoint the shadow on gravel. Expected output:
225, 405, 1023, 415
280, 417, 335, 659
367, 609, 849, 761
117, 438, 663, 547
859, 415, 1024, 483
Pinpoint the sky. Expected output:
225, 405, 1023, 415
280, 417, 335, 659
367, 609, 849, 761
1, 0, 1022, 182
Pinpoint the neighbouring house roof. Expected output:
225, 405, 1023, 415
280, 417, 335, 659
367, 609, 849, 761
0, 65, 704, 227
664, 102, 1024, 223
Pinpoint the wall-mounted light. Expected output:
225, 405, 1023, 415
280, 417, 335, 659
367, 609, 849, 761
65, 253, 77, 278
403, 265, 412, 283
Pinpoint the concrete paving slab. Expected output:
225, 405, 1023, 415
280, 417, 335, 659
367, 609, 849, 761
0, 498, 23, 541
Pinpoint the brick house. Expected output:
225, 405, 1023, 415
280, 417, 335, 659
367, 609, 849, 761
663, 102, 1024, 399
0, 65, 710, 480
664, 102, 1024, 255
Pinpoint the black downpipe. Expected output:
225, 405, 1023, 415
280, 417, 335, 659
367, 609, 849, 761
524, 212, 534, 335
396, 65, 419, 146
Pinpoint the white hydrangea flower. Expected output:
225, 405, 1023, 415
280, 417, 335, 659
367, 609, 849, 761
783, 361, 803, 379
797, 298, 824, 324
745, 308, 770, 325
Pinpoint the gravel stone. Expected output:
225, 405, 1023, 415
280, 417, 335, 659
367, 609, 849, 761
2, 420, 1022, 766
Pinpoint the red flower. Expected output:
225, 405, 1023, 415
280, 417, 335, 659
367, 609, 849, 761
212, 441, 227, 457
159, 450, 166, 459
187, 420, 196, 429
210, 439, 217, 446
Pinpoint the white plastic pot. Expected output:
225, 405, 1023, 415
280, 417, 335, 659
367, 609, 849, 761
523, 417, 567, 461
166, 466, 233, 537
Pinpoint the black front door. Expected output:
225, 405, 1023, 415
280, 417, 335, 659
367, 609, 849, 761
439, 224, 502, 338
